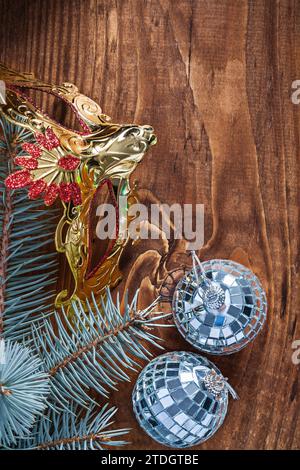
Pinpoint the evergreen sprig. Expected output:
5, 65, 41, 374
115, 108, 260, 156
14, 404, 129, 450
0, 119, 58, 448
0, 120, 59, 341
32, 289, 170, 410
0, 340, 50, 446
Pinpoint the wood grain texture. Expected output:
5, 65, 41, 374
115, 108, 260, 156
0, 0, 299, 450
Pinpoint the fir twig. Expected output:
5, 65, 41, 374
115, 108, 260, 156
32, 289, 171, 409
0, 340, 50, 446
0, 119, 58, 447
14, 404, 129, 450
0, 119, 59, 341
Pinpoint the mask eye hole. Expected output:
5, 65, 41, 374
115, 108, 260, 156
85, 179, 118, 280
23, 87, 89, 133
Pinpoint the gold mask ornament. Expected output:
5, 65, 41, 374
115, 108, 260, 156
0, 64, 156, 307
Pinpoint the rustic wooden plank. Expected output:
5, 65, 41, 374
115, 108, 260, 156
0, 0, 299, 450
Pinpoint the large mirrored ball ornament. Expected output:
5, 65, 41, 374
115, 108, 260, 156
132, 351, 236, 448
173, 259, 267, 355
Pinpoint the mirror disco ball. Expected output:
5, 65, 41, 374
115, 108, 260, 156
173, 259, 267, 355
132, 351, 234, 448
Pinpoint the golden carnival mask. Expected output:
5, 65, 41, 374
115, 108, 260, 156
0, 64, 156, 307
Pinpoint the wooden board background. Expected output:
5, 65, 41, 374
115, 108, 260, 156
0, 0, 299, 450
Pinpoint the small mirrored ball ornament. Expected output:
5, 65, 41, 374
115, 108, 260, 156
173, 256, 267, 355
132, 351, 237, 448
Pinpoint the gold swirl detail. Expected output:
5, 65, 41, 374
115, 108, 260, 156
73, 94, 104, 126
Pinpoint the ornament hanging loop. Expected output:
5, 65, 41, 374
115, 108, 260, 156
190, 250, 212, 288
190, 251, 226, 311
224, 379, 239, 400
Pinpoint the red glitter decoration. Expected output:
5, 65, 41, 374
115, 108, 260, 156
69, 182, 82, 206
22, 142, 41, 158
58, 155, 80, 171
58, 182, 82, 205
35, 128, 60, 150
44, 183, 59, 206
5, 170, 31, 189
45, 128, 60, 148
15, 156, 38, 170
59, 182, 72, 203
6, 126, 83, 207
28, 180, 47, 199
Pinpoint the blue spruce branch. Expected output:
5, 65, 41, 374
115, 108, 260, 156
0, 340, 50, 446
33, 289, 171, 410
0, 119, 59, 341
14, 404, 129, 450
0, 118, 60, 447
